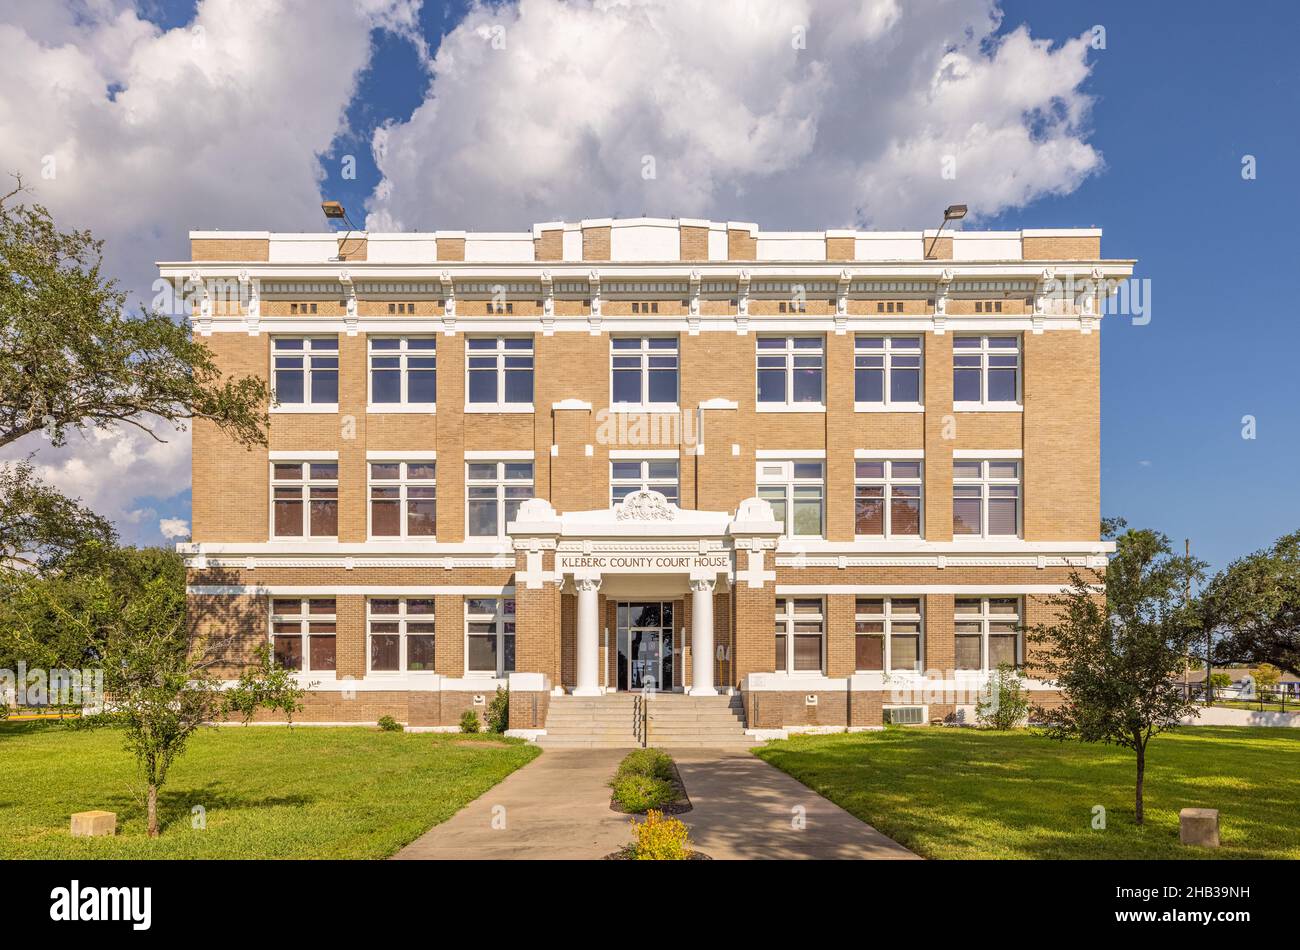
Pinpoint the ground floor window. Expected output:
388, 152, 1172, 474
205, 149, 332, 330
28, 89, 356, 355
954, 597, 1022, 670
367, 598, 437, 672
854, 597, 923, 672
466, 597, 516, 676
270, 598, 336, 672
775, 597, 823, 673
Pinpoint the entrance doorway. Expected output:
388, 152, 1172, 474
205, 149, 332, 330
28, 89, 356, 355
616, 602, 675, 691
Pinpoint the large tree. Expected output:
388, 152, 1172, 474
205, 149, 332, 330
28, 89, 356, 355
1200, 530, 1300, 676
1028, 528, 1204, 824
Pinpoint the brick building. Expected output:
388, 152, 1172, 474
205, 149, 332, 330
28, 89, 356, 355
168, 217, 1132, 741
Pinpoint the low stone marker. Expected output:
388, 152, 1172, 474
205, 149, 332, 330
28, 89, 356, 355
1179, 807, 1220, 847
70, 810, 117, 837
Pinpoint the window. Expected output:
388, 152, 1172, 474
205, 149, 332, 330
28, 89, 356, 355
466, 460, 534, 538
630, 301, 659, 314
953, 336, 1020, 405
466, 337, 533, 408
854, 336, 922, 406
955, 597, 1022, 670
466, 597, 516, 676
367, 598, 437, 673
953, 459, 1021, 538
611, 337, 678, 406
757, 460, 824, 538
272, 337, 338, 407
855, 598, 923, 672
854, 460, 922, 537
369, 461, 436, 538
756, 336, 823, 407
386, 302, 414, 314
369, 337, 436, 407
289, 302, 318, 315
875, 300, 905, 313
271, 461, 338, 538
775, 598, 823, 673
610, 458, 679, 505
974, 300, 1003, 313
270, 598, 336, 672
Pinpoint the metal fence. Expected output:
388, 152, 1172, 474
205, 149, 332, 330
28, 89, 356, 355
1177, 682, 1298, 713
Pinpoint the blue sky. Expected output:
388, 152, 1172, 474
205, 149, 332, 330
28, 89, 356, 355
9, 0, 1300, 571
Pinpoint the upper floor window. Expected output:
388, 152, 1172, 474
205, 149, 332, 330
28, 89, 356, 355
467, 337, 533, 409
855, 597, 923, 672
854, 336, 922, 407
272, 336, 338, 408
953, 336, 1020, 406
611, 458, 679, 505
367, 598, 436, 673
467, 597, 516, 677
270, 598, 336, 673
854, 459, 922, 537
775, 597, 824, 673
953, 459, 1020, 538
369, 337, 436, 407
757, 336, 823, 408
272, 461, 338, 538
466, 460, 534, 538
955, 597, 1022, 670
757, 459, 824, 539
369, 461, 436, 538
611, 337, 678, 407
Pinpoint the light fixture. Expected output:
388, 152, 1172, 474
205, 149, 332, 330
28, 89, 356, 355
926, 203, 968, 257
321, 200, 347, 220
321, 200, 361, 261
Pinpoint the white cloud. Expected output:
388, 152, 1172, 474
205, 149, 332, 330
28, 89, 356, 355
159, 517, 191, 540
366, 0, 1102, 231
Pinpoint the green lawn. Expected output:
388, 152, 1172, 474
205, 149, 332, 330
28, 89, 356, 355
0, 722, 539, 859
754, 726, 1300, 860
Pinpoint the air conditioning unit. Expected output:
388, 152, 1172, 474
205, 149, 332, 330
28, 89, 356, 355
884, 706, 925, 725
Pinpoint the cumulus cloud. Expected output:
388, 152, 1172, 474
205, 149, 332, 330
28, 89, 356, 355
159, 517, 191, 540
365, 0, 1102, 231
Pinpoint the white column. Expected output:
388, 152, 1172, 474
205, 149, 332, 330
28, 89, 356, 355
573, 575, 602, 696
690, 577, 718, 696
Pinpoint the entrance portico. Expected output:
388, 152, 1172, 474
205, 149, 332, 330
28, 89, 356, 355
509, 491, 781, 697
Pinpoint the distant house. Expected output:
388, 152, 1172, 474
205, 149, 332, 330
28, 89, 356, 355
1179, 666, 1300, 700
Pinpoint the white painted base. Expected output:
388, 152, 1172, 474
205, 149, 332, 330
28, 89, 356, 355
570, 687, 603, 697
403, 725, 459, 733
504, 729, 547, 741
687, 686, 719, 697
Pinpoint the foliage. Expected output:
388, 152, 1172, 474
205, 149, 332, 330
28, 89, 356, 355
610, 748, 679, 812
1208, 672, 1233, 689
224, 644, 307, 725
377, 715, 403, 732
615, 748, 675, 783
975, 664, 1030, 730
628, 810, 693, 860
1252, 663, 1281, 700
485, 687, 509, 734
1201, 530, 1300, 676
1027, 528, 1204, 824
0, 462, 117, 570
459, 710, 480, 734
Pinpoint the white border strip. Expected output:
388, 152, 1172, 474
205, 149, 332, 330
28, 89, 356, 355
463, 450, 534, 460
608, 449, 679, 459
755, 449, 827, 459
774, 584, 1075, 595
953, 448, 1023, 459
854, 448, 924, 459
268, 450, 338, 460
189, 585, 515, 596
367, 450, 437, 460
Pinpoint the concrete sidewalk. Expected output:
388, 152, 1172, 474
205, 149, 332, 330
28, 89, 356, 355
394, 746, 916, 860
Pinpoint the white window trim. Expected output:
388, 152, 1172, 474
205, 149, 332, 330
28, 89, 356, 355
952, 334, 1022, 409
465, 336, 535, 412
756, 335, 825, 411
269, 460, 339, 540
853, 335, 924, 412
854, 459, 924, 540
270, 335, 339, 413
609, 336, 680, 412
268, 597, 337, 677
465, 597, 516, 677
366, 598, 438, 676
757, 459, 825, 540
610, 458, 680, 506
367, 335, 437, 412
465, 460, 535, 539
954, 596, 1023, 671
367, 460, 437, 541
952, 459, 1022, 540
853, 597, 925, 673
774, 597, 825, 675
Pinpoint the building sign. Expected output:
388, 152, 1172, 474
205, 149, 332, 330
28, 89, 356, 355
557, 551, 731, 574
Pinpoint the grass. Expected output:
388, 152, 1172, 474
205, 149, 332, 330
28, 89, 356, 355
0, 721, 540, 859
609, 748, 684, 813
754, 726, 1300, 860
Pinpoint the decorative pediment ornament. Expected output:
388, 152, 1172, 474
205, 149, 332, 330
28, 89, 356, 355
615, 489, 676, 522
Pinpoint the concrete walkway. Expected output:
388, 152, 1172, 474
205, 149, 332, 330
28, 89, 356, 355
394, 746, 916, 860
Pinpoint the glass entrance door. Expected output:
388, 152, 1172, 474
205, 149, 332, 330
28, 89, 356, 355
616, 602, 674, 691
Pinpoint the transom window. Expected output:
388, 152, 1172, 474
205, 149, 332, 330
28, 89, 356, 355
756, 336, 824, 407
272, 461, 338, 538
466, 597, 516, 677
369, 337, 436, 406
953, 459, 1021, 538
757, 460, 824, 538
775, 598, 824, 673
610, 458, 679, 505
467, 337, 534, 407
367, 598, 436, 673
611, 337, 678, 406
953, 336, 1020, 405
466, 461, 534, 538
369, 461, 436, 538
272, 337, 338, 407
854, 336, 922, 406
270, 598, 336, 673
855, 598, 923, 672
955, 597, 1022, 670
854, 460, 922, 537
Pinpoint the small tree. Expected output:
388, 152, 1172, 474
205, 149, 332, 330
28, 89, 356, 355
976, 664, 1029, 730
485, 687, 509, 734
1028, 528, 1204, 824
1252, 663, 1281, 702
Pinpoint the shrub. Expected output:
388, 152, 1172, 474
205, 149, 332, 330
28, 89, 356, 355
459, 710, 481, 733
629, 810, 693, 860
377, 715, 402, 732
485, 687, 509, 734
611, 773, 676, 813
615, 748, 674, 783
976, 664, 1030, 730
